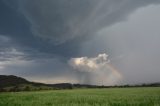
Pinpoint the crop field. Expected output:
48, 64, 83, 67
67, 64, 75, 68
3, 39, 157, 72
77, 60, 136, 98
0, 87, 160, 106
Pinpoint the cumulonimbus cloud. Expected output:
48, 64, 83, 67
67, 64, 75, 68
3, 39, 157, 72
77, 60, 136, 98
69, 53, 123, 85
69, 54, 110, 72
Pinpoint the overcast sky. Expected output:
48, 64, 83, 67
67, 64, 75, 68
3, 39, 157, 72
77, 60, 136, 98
0, 0, 160, 85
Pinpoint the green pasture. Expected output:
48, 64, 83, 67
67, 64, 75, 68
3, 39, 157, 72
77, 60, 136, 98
0, 87, 160, 106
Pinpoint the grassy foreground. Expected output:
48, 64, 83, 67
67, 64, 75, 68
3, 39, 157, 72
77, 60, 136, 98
0, 87, 160, 106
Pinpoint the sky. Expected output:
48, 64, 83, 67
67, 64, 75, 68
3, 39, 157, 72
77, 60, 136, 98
0, 0, 160, 85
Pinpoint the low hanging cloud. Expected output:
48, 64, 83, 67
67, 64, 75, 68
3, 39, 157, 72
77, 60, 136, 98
69, 53, 122, 85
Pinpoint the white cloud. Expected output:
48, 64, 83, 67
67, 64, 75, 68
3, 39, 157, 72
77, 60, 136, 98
69, 53, 109, 72
69, 53, 122, 85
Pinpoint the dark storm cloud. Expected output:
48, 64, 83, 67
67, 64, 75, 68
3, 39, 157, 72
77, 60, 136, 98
1, 0, 160, 84
2, 0, 160, 57
18, 0, 160, 45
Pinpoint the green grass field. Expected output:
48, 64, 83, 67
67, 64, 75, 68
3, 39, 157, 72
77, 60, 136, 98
0, 87, 160, 106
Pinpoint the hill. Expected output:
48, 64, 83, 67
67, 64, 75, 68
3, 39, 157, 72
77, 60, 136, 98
0, 75, 96, 92
0, 75, 30, 88
0, 75, 56, 92
0, 75, 160, 92
0, 75, 105, 92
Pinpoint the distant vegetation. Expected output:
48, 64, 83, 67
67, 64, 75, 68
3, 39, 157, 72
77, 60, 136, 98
0, 75, 160, 92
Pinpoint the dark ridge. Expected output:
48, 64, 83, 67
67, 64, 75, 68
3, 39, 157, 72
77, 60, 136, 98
0, 75, 160, 92
0, 75, 30, 88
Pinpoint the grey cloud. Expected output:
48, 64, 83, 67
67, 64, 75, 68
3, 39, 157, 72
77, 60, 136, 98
2, 0, 160, 56
0, 35, 20, 61
16, 0, 160, 44
80, 4, 160, 84
1, 0, 160, 85
0, 35, 56, 62
0, 35, 11, 43
0, 56, 78, 84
